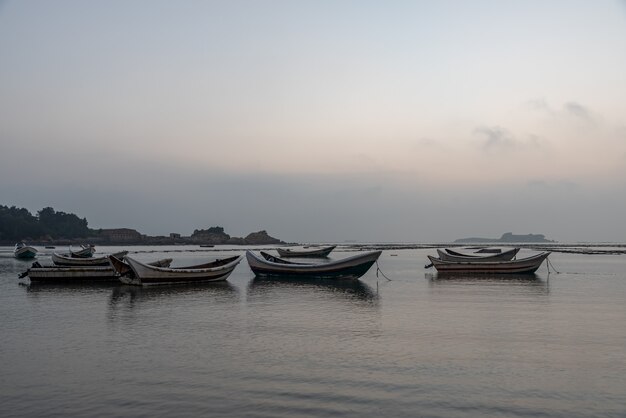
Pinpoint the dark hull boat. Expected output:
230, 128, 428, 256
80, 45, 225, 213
246, 250, 381, 280
427, 252, 550, 274
438, 248, 520, 262
276, 245, 336, 258
14, 243, 37, 259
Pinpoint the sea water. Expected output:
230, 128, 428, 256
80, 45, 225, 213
1, 246, 625, 417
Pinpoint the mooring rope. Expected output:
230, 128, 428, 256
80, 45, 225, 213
546, 256, 561, 274
375, 261, 392, 281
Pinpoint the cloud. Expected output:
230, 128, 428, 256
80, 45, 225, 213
526, 98, 553, 113
474, 126, 517, 151
525, 98, 601, 128
564, 101, 595, 124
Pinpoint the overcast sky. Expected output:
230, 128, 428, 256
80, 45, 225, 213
1, 1, 625, 242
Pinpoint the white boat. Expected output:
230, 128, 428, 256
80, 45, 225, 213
246, 250, 381, 280
276, 245, 336, 258
426, 252, 551, 274
122, 255, 242, 285
437, 248, 520, 262
52, 251, 128, 266
22, 258, 173, 283
14, 243, 38, 259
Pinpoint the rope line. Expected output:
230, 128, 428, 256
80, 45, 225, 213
375, 261, 392, 281
546, 256, 561, 274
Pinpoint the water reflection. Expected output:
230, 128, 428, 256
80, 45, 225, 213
109, 282, 239, 308
23, 282, 119, 296
1, 258, 36, 277
107, 282, 240, 325
247, 277, 380, 306
425, 272, 550, 294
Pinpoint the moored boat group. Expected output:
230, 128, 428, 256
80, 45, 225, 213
426, 247, 551, 274
16, 244, 552, 286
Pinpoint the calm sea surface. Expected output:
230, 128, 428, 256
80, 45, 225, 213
1, 245, 625, 418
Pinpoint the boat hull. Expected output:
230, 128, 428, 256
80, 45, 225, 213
52, 251, 128, 267
14, 246, 38, 259
71, 246, 96, 258
247, 250, 381, 280
427, 252, 550, 274
26, 266, 118, 282
124, 255, 242, 286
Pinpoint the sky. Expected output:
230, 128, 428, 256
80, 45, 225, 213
1, 1, 626, 242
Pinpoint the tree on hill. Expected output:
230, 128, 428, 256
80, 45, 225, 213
37, 207, 90, 238
0, 205, 44, 241
0, 205, 93, 242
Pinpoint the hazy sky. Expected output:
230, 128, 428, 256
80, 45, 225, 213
1, 1, 625, 242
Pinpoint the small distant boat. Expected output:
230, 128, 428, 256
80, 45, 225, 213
276, 245, 336, 258
246, 250, 381, 280
52, 251, 128, 267
70, 245, 96, 258
22, 258, 173, 283
199, 244, 215, 248
45, 246, 56, 249
14, 243, 38, 259
121, 255, 242, 285
427, 252, 551, 274
438, 248, 520, 262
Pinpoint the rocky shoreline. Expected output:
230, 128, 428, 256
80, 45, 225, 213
2, 228, 285, 247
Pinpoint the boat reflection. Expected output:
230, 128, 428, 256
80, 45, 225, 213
247, 276, 379, 306
23, 282, 119, 296
425, 272, 550, 294
109, 282, 240, 308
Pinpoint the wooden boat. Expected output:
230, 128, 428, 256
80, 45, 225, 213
427, 252, 551, 274
276, 245, 336, 258
246, 250, 381, 280
438, 248, 520, 262
14, 243, 38, 259
52, 251, 128, 266
70, 245, 96, 258
121, 255, 242, 285
22, 258, 173, 283
108, 255, 173, 280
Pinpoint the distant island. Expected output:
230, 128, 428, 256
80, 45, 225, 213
455, 232, 555, 243
0, 205, 284, 245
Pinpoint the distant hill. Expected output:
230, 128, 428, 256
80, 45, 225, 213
0, 204, 284, 245
455, 232, 555, 243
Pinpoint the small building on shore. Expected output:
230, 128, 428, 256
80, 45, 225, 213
99, 228, 143, 243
